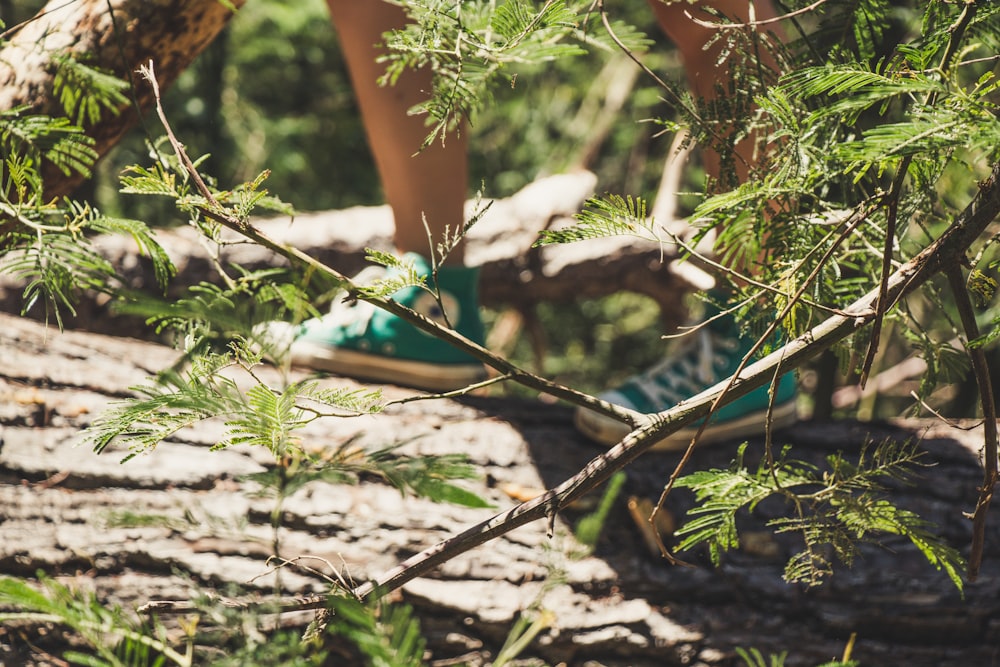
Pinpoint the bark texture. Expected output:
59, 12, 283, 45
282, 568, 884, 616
1, 312, 998, 666
0, 0, 243, 197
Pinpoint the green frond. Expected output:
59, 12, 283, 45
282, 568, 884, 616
784, 63, 941, 115
838, 111, 994, 179
223, 383, 306, 456
326, 595, 427, 667
85, 356, 245, 460
382, 0, 646, 146
1, 207, 139, 327
88, 214, 176, 290
296, 382, 384, 415
533, 194, 656, 246
0, 574, 181, 667
780, 540, 835, 587
119, 162, 186, 199
675, 444, 814, 565
366, 446, 492, 508
86, 345, 385, 462
735, 646, 788, 667
116, 271, 320, 357
0, 107, 98, 178
52, 54, 129, 126
676, 441, 964, 589
206, 169, 295, 224
222, 379, 383, 458
358, 250, 426, 298
805, 0, 894, 63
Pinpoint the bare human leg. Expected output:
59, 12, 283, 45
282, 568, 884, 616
277, 1, 485, 391
649, 0, 781, 184
326, 0, 468, 265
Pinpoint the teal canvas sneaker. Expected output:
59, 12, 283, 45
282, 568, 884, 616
283, 254, 487, 392
574, 301, 798, 451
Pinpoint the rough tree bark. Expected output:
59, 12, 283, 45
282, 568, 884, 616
0, 0, 244, 198
2, 311, 999, 666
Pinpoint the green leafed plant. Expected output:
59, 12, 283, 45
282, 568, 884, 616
324, 594, 427, 667
674, 441, 965, 591
1, 57, 175, 329
381, 0, 651, 147
5, 1, 1000, 664
574, 470, 627, 553
0, 574, 190, 667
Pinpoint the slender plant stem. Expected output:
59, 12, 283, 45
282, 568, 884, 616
944, 264, 998, 580
342, 157, 1000, 602
858, 1, 978, 386
139, 164, 1000, 618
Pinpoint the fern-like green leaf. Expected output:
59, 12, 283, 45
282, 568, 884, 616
368, 447, 493, 508
674, 445, 813, 564
0, 108, 98, 177
87, 351, 385, 462
326, 595, 427, 667
533, 194, 656, 246
223, 383, 304, 456
88, 215, 176, 290
0, 574, 180, 667
52, 54, 129, 126
85, 357, 244, 461
676, 441, 964, 590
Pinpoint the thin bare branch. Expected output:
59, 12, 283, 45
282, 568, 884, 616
684, 0, 831, 30
135, 62, 1000, 613
944, 265, 998, 580
858, 1, 977, 386
342, 157, 1000, 603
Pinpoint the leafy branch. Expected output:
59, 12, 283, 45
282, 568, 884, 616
85, 344, 383, 460
124, 2, 1000, 618
0, 575, 192, 667
8, 5, 998, 659
0, 59, 174, 328
135, 58, 645, 434
242, 155, 1000, 611
674, 441, 964, 589
381, 0, 651, 146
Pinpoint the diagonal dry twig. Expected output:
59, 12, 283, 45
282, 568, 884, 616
139, 60, 642, 432
342, 157, 1000, 602
140, 158, 1000, 618
858, 2, 978, 388
944, 265, 999, 579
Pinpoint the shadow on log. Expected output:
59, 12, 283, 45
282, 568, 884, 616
1, 312, 998, 666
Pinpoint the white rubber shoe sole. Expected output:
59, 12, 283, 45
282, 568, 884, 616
289, 339, 487, 393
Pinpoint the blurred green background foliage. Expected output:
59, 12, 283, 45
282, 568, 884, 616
65, 0, 688, 222
5, 0, 689, 395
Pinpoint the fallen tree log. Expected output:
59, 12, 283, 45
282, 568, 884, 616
1, 312, 998, 666
0, 171, 693, 337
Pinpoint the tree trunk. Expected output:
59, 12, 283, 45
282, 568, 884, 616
0, 0, 244, 198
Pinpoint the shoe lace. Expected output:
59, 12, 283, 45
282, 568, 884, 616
625, 326, 740, 408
